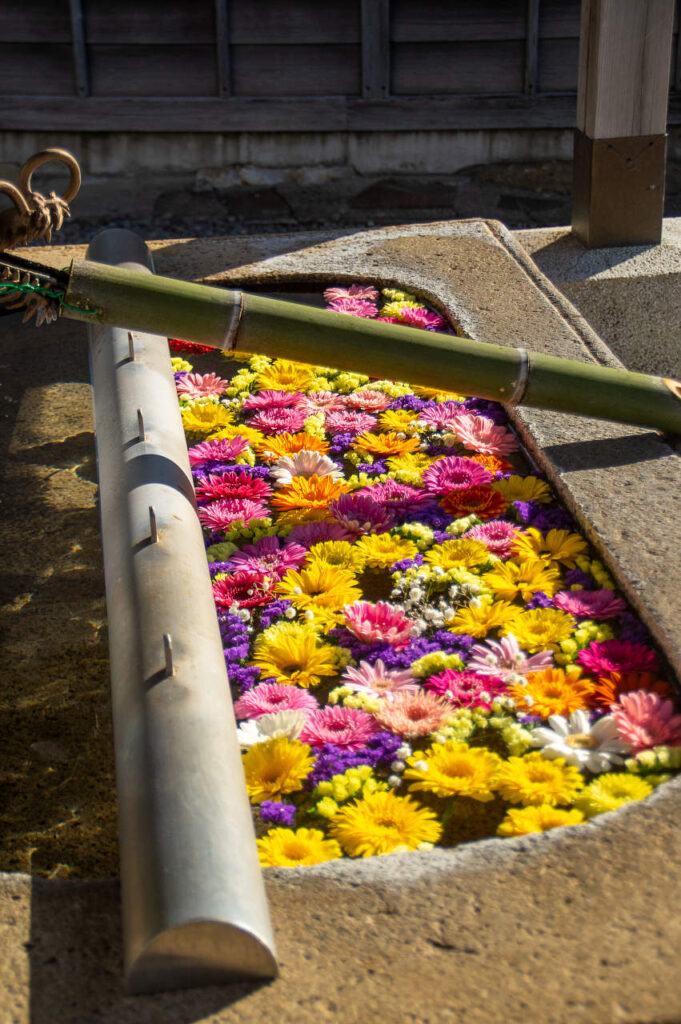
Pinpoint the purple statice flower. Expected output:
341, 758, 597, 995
425, 444, 455, 458
617, 610, 653, 646
326, 628, 394, 663
392, 554, 424, 572
307, 732, 403, 786
526, 591, 554, 610
564, 568, 594, 589
328, 431, 356, 456
432, 529, 452, 545
209, 561, 234, 575
387, 395, 429, 412
431, 630, 476, 656
218, 611, 249, 643
460, 398, 508, 424
409, 503, 452, 530
228, 665, 265, 692
224, 642, 250, 663
259, 801, 298, 827
513, 500, 573, 531
356, 460, 387, 475
258, 599, 295, 630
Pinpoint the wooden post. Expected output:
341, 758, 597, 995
361, 0, 391, 99
572, 0, 675, 247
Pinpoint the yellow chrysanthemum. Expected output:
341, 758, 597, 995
250, 622, 342, 688
412, 385, 464, 401
171, 356, 192, 372
277, 563, 362, 627
496, 804, 585, 837
511, 528, 588, 568
329, 790, 442, 856
256, 432, 330, 461
574, 773, 653, 819
378, 409, 419, 432
271, 474, 348, 513
351, 431, 421, 457
242, 737, 315, 804
404, 742, 502, 801
508, 666, 595, 719
257, 827, 342, 867
483, 559, 562, 602
424, 538, 490, 572
180, 402, 234, 436
495, 752, 583, 807
492, 475, 552, 504
502, 608, 576, 652
211, 422, 264, 446
379, 299, 423, 318
447, 597, 518, 638
255, 359, 316, 392
306, 540, 366, 573
354, 533, 419, 570
386, 452, 433, 478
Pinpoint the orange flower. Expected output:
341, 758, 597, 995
593, 670, 673, 710
256, 432, 329, 461
271, 474, 349, 513
509, 667, 595, 719
350, 432, 421, 457
469, 453, 515, 476
440, 485, 508, 521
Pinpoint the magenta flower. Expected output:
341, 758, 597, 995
246, 407, 308, 434
242, 390, 304, 411
188, 436, 248, 466
399, 307, 448, 330
343, 601, 414, 649
356, 479, 429, 515
194, 471, 272, 504
323, 284, 379, 304
418, 402, 466, 431
329, 493, 395, 535
300, 706, 380, 749
198, 498, 269, 532
464, 520, 519, 558
345, 390, 391, 412
422, 456, 493, 495
325, 410, 377, 435
286, 522, 353, 548
424, 669, 507, 710
227, 536, 307, 577
467, 635, 553, 681
341, 659, 418, 697
612, 690, 681, 752
212, 570, 276, 609
234, 682, 319, 720
577, 640, 660, 677
554, 589, 627, 620
326, 297, 378, 318
176, 372, 230, 399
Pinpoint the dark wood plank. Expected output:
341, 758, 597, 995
230, 0, 361, 44
0, 0, 71, 41
232, 44, 360, 96
215, 0, 231, 97
524, 0, 540, 95
392, 41, 525, 95
391, 0, 527, 42
89, 45, 217, 97
69, 0, 89, 97
362, 0, 390, 99
538, 37, 579, 93
0, 45, 74, 95
82, 0, 215, 43
539, 0, 581, 38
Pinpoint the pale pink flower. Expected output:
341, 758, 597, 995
198, 498, 269, 532
554, 589, 627, 620
324, 284, 379, 304
301, 391, 348, 414
447, 414, 519, 456
341, 659, 418, 697
464, 520, 519, 558
286, 522, 353, 547
188, 436, 248, 466
246, 407, 308, 434
270, 451, 343, 488
375, 691, 451, 738
330, 494, 395, 535
300, 706, 380, 749
345, 390, 391, 412
242, 390, 304, 411
343, 601, 414, 649
212, 570, 276, 609
227, 536, 307, 577
194, 471, 272, 503
577, 640, 660, 677
326, 297, 378, 318
398, 307, 448, 330
176, 372, 230, 399
325, 410, 377, 435
467, 634, 553, 681
356, 479, 429, 515
424, 669, 506, 710
418, 402, 466, 431
422, 456, 492, 495
612, 690, 681, 752
234, 682, 319, 720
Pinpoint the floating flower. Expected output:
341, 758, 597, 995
326, 296, 378, 317
511, 528, 588, 567
234, 682, 320, 720
300, 706, 380, 749
354, 533, 419, 569
469, 452, 515, 476
188, 436, 248, 466
198, 498, 269, 532
378, 409, 419, 432
257, 827, 342, 867
212, 570, 276, 609
341, 659, 418, 697
509, 667, 595, 719
329, 493, 395, 535
497, 805, 585, 836
329, 790, 442, 856
592, 670, 673, 709
324, 284, 379, 303
181, 402, 233, 436
448, 598, 519, 638
404, 742, 502, 800
423, 669, 507, 709
236, 709, 308, 746
502, 609, 576, 652
277, 564, 362, 626
398, 307, 448, 330
194, 471, 272, 503
242, 736, 315, 803
351, 431, 421, 458
574, 773, 653, 818
306, 540, 366, 573
483, 559, 562, 602
577, 640, 660, 677
356, 479, 430, 515
611, 691, 681, 752
495, 752, 583, 807
256, 432, 330, 460
176, 371, 230, 399
301, 390, 347, 414
250, 623, 343, 688
270, 451, 343, 487
374, 690, 452, 738
447, 414, 519, 456
493, 475, 552, 504
227, 535, 307, 577
324, 410, 378, 435
425, 538, 490, 571
271, 474, 348, 515
441, 486, 508, 521
418, 402, 465, 430
531, 710, 629, 772
255, 359, 315, 392
464, 520, 519, 558
345, 390, 392, 412
422, 456, 492, 495
287, 521, 353, 548
247, 407, 308, 434
344, 601, 414, 649
467, 634, 554, 680
553, 589, 627, 619
242, 389, 304, 411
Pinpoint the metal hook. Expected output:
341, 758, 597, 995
137, 408, 145, 442
148, 506, 158, 544
163, 634, 174, 678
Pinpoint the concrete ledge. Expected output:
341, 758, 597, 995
4, 219, 681, 1023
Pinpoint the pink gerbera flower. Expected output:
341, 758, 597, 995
612, 690, 681, 752
212, 570, 276, 609
198, 498, 269, 532
356, 479, 430, 515
242, 390, 304, 411
423, 669, 507, 710
194, 471, 272, 504
286, 522, 353, 548
422, 456, 493, 495
345, 390, 391, 412
301, 391, 348, 414
341, 659, 418, 697
227, 536, 307, 577
467, 635, 553, 681
398, 307, 448, 330
323, 284, 379, 304
343, 601, 414, 649
188, 436, 248, 466
324, 410, 377, 435
418, 402, 466, 431
233, 682, 319, 720
447, 414, 519, 456
300, 706, 380, 749
326, 297, 378, 318
464, 520, 519, 558
176, 372, 230, 399
246, 407, 308, 434
329, 494, 395, 535
374, 691, 451, 738
577, 640, 660, 677
554, 590, 628, 620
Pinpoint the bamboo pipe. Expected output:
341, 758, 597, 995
63, 257, 681, 434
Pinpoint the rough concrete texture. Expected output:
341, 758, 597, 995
516, 218, 681, 378
3, 219, 681, 1022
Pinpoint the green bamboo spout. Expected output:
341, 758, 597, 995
62, 257, 681, 435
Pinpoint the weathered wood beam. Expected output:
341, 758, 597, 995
215, 0, 231, 97
361, 0, 391, 99
68, 0, 89, 98
524, 0, 540, 96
